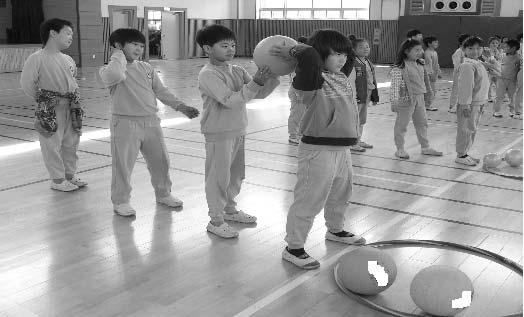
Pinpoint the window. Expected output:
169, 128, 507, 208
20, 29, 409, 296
147, 10, 162, 31
257, 0, 369, 20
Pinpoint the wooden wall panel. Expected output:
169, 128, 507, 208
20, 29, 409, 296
79, 0, 103, 67
42, 0, 80, 64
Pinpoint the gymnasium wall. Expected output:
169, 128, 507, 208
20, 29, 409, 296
42, 0, 81, 64
0, 0, 11, 43
398, 16, 523, 67
186, 19, 399, 64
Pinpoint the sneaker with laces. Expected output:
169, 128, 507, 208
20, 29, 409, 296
282, 248, 320, 270
224, 210, 257, 223
395, 149, 410, 159
68, 176, 88, 187
50, 180, 78, 192
113, 203, 136, 216
469, 156, 481, 163
421, 147, 443, 156
350, 144, 366, 152
288, 137, 300, 145
157, 195, 183, 208
513, 113, 522, 120
493, 112, 503, 118
326, 231, 366, 245
206, 222, 239, 238
455, 156, 477, 166
359, 141, 373, 149
426, 106, 438, 111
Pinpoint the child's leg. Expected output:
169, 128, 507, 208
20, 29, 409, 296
140, 117, 172, 200
489, 76, 497, 101
469, 105, 482, 148
516, 70, 523, 115
61, 103, 81, 180
507, 80, 517, 114
205, 139, 234, 224
224, 136, 245, 213
285, 148, 335, 249
39, 100, 68, 181
393, 101, 416, 150
424, 79, 437, 109
494, 79, 509, 113
411, 94, 430, 149
323, 149, 352, 233
456, 105, 481, 157
110, 116, 141, 206
357, 102, 367, 141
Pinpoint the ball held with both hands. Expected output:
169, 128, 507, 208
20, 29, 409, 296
253, 35, 298, 76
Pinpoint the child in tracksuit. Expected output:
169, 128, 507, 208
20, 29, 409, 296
271, 29, 367, 270
515, 34, 523, 120
20, 18, 87, 192
423, 36, 441, 111
196, 25, 280, 238
455, 36, 490, 166
99, 28, 200, 216
288, 36, 309, 145
449, 34, 470, 113
493, 39, 521, 118
351, 38, 379, 152
389, 39, 443, 160
484, 37, 504, 102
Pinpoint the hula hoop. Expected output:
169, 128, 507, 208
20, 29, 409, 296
333, 239, 523, 317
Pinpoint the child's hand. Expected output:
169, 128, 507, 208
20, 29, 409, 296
111, 43, 123, 55
269, 42, 295, 60
34, 120, 53, 138
253, 66, 274, 86
176, 104, 200, 119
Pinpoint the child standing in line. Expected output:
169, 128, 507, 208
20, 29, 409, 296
196, 25, 280, 238
271, 29, 366, 270
484, 37, 504, 102
493, 39, 521, 118
288, 36, 309, 145
515, 34, 523, 120
351, 38, 379, 152
99, 28, 200, 216
455, 36, 490, 166
389, 39, 443, 160
20, 18, 87, 192
407, 29, 423, 42
423, 36, 441, 111
449, 34, 470, 113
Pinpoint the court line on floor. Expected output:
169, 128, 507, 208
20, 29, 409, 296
0, 121, 521, 193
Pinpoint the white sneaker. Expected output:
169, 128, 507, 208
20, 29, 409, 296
426, 106, 438, 111
326, 231, 366, 245
224, 210, 257, 223
350, 144, 366, 152
157, 195, 183, 208
206, 222, 239, 238
421, 147, 443, 156
455, 156, 477, 166
448, 107, 457, 113
68, 176, 88, 187
113, 203, 136, 217
359, 141, 373, 149
493, 112, 503, 118
395, 149, 410, 159
288, 137, 300, 145
513, 113, 522, 120
50, 180, 78, 192
282, 248, 320, 270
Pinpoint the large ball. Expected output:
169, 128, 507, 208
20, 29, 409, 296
253, 35, 298, 76
337, 247, 397, 295
504, 149, 523, 167
483, 152, 502, 168
410, 265, 474, 316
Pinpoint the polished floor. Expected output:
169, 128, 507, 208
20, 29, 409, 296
0, 58, 522, 317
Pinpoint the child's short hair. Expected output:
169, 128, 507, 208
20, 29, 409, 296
109, 28, 145, 47
423, 36, 437, 46
40, 18, 73, 45
462, 36, 483, 48
394, 39, 423, 68
406, 29, 422, 38
488, 36, 500, 45
351, 38, 368, 47
458, 33, 470, 46
195, 24, 236, 48
506, 39, 521, 50
297, 36, 308, 44
309, 29, 353, 61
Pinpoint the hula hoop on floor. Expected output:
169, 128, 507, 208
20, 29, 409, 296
333, 239, 523, 317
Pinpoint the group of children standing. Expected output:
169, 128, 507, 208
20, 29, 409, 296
20, 18, 522, 271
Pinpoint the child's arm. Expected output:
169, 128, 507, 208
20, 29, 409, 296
457, 63, 474, 115
424, 50, 434, 75
99, 50, 127, 86
452, 50, 463, 69
152, 69, 199, 118
20, 54, 39, 99
241, 68, 280, 99
199, 68, 269, 109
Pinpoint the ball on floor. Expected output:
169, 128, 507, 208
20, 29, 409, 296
337, 246, 397, 295
504, 149, 523, 167
483, 152, 502, 168
410, 265, 474, 316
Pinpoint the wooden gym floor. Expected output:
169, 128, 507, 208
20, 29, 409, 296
0, 58, 522, 316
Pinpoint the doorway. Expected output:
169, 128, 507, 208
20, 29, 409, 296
144, 7, 187, 61
108, 6, 137, 32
